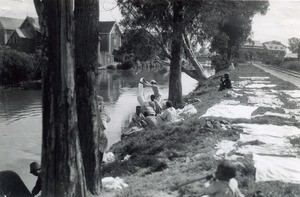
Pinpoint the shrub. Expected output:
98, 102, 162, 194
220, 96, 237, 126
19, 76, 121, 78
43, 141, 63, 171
0, 47, 43, 85
211, 55, 229, 72
283, 61, 300, 72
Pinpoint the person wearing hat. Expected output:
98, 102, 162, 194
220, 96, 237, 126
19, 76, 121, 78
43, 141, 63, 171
218, 73, 232, 91
30, 161, 41, 196
142, 79, 162, 103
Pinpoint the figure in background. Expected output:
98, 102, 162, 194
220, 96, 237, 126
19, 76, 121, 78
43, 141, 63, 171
143, 79, 162, 103
198, 160, 244, 197
128, 106, 145, 128
149, 94, 162, 115
157, 101, 180, 126
218, 73, 232, 91
97, 95, 109, 164
30, 161, 42, 196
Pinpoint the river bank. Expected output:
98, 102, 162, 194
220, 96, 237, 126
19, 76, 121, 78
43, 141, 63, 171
102, 62, 300, 197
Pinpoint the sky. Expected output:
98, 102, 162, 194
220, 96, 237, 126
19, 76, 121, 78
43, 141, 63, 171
0, 0, 300, 46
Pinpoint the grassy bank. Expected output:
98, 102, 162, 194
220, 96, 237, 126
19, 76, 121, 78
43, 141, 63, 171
103, 63, 300, 197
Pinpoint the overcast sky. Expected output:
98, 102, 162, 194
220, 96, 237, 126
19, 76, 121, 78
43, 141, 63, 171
0, 0, 299, 46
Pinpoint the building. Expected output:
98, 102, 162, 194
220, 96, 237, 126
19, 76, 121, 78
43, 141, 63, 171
6, 16, 41, 54
240, 40, 264, 61
284, 53, 298, 61
263, 42, 287, 57
0, 17, 23, 46
98, 21, 122, 66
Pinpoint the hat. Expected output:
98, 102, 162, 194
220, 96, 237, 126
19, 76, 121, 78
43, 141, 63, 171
30, 162, 41, 173
150, 80, 157, 85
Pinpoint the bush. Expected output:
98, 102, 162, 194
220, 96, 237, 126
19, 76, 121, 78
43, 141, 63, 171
283, 61, 300, 72
211, 55, 229, 72
0, 47, 43, 85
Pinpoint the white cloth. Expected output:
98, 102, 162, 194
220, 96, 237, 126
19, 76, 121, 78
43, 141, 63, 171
102, 177, 128, 190
201, 105, 257, 119
253, 154, 300, 184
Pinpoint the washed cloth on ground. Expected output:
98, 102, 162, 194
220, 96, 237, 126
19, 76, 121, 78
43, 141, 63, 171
253, 154, 300, 184
202, 105, 257, 119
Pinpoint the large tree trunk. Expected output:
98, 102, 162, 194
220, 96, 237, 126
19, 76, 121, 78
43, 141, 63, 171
169, 1, 184, 108
41, 0, 86, 196
74, 0, 104, 194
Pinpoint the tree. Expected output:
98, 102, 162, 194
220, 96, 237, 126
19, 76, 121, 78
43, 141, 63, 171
74, 0, 104, 195
120, 29, 161, 61
117, 0, 269, 107
288, 37, 300, 53
36, 0, 87, 196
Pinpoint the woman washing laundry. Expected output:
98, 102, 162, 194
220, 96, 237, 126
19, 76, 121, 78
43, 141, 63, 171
142, 79, 162, 103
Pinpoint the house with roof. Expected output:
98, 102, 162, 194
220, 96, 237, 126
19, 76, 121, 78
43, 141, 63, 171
0, 17, 23, 46
98, 21, 122, 66
240, 40, 265, 61
263, 42, 286, 57
6, 16, 41, 54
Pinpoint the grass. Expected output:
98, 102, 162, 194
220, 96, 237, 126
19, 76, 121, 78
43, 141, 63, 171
102, 62, 300, 197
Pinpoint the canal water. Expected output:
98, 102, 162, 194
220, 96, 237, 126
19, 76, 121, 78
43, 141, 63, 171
0, 68, 198, 189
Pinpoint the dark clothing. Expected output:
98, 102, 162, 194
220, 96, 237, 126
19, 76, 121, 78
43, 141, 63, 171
31, 176, 41, 196
219, 78, 232, 91
0, 170, 32, 197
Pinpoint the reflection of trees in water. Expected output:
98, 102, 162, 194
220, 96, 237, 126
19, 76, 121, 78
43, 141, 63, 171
0, 89, 41, 121
96, 68, 170, 103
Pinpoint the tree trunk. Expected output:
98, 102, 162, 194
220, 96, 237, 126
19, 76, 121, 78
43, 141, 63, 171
74, 0, 104, 194
169, 1, 184, 108
41, 0, 86, 196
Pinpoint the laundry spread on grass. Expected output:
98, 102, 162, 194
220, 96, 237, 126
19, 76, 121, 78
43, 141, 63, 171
253, 154, 300, 184
201, 105, 257, 119
245, 84, 277, 89
247, 95, 283, 107
239, 76, 270, 80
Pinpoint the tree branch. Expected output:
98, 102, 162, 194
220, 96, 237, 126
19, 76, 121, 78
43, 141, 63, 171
182, 33, 207, 80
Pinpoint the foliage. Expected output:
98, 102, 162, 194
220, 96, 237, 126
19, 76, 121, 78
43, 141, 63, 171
211, 55, 230, 72
288, 37, 300, 53
0, 47, 43, 85
119, 29, 162, 62
282, 61, 300, 72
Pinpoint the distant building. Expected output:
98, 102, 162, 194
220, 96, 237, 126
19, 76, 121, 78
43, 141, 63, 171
240, 40, 264, 61
6, 16, 41, 54
0, 17, 23, 46
263, 42, 286, 57
241, 40, 264, 51
98, 21, 122, 66
284, 53, 298, 61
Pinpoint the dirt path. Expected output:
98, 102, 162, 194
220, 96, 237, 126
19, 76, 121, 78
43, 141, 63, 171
253, 62, 300, 88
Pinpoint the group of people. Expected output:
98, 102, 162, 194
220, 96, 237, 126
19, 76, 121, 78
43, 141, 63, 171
128, 79, 181, 130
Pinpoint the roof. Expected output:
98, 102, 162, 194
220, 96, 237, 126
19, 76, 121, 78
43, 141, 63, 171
99, 21, 116, 34
263, 43, 286, 51
15, 28, 34, 39
243, 40, 263, 48
241, 40, 264, 50
24, 16, 40, 32
284, 53, 298, 59
0, 17, 23, 30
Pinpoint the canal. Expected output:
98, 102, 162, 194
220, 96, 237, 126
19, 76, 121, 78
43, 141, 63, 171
0, 68, 198, 189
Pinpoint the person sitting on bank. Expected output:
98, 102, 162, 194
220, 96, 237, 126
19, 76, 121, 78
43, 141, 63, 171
30, 161, 42, 196
149, 94, 162, 115
157, 101, 180, 126
218, 73, 232, 91
198, 160, 244, 197
142, 111, 158, 129
128, 106, 145, 128
142, 79, 162, 103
